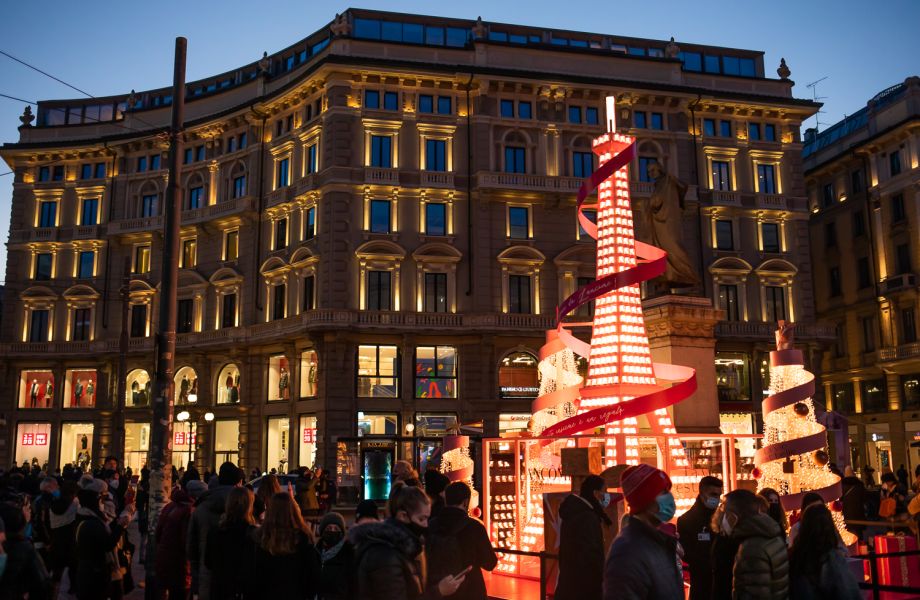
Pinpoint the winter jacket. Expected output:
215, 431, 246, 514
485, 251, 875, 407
677, 497, 716, 600
251, 530, 321, 599
556, 494, 605, 600
350, 519, 430, 600
204, 522, 257, 600
316, 539, 355, 600
731, 513, 789, 600
187, 484, 236, 600
0, 537, 51, 600
790, 548, 861, 600
711, 533, 741, 600
427, 506, 498, 600
602, 516, 684, 600
74, 508, 125, 600
155, 491, 194, 591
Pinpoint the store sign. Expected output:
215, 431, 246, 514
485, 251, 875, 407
21, 433, 48, 446
174, 432, 197, 446
303, 428, 316, 444
500, 386, 539, 397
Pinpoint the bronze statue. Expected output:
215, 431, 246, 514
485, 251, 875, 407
638, 162, 700, 289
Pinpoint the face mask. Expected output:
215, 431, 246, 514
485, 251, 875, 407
322, 530, 344, 546
721, 514, 733, 536
703, 496, 720, 510
406, 521, 427, 538
655, 492, 676, 523
600, 492, 611, 508
108, 480, 119, 491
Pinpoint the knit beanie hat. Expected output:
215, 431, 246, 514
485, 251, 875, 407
621, 464, 671, 513
319, 511, 346, 534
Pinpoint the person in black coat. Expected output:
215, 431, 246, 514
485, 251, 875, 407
315, 512, 354, 600
840, 466, 866, 540
677, 476, 723, 600
708, 502, 740, 600
73, 480, 129, 600
0, 501, 51, 600
556, 475, 611, 600
427, 482, 498, 600
251, 492, 321, 599
204, 487, 257, 600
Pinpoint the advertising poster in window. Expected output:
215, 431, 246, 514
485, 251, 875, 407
16, 422, 51, 466
64, 369, 97, 408
415, 346, 457, 398
19, 369, 55, 408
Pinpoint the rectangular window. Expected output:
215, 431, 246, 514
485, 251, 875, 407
181, 239, 197, 268
896, 243, 911, 274
233, 175, 247, 199
518, 101, 532, 119
703, 119, 716, 137
638, 157, 657, 183
227, 137, 237, 153
276, 158, 289, 188
757, 164, 777, 194
72, 308, 91, 341
716, 220, 734, 250
150, 155, 160, 171
853, 211, 865, 236
370, 200, 391, 234
509, 275, 532, 314
184, 148, 193, 164
134, 245, 151, 273
890, 151, 902, 177
825, 222, 837, 247
364, 90, 380, 109
29, 310, 50, 342
177, 299, 194, 333
634, 111, 647, 129
80, 198, 98, 226
221, 293, 237, 328
712, 161, 731, 191
904, 309, 917, 344
52, 166, 64, 181
39, 201, 57, 228
306, 144, 317, 174
862, 316, 877, 352
424, 272, 448, 313
370, 135, 392, 168
38, 166, 50, 182
764, 286, 787, 322
78, 251, 95, 279
188, 186, 203, 210
130, 304, 147, 337
508, 206, 529, 239
764, 124, 776, 142
34, 253, 52, 281
500, 99, 515, 118
425, 203, 446, 236
578, 209, 597, 239
681, 51, 702, 71
504, 146, 526, 173
137, 156, 147, 173
224, 230, 239, 261
239, 132, 247, 149
195, 145, 205, 162
720, 120, 732, 138
585, 107, 599, 125
94, 162, 106, 178
851, 170, 863, 193
761, 223, 780, 252
573, 151, 593, 178
302, 276, 315, 311
305, 206, 316, 239
834, 323, 846, 358
748, 123, 761, 141
650, 112, 664, 130
718, 284, 739, 321
366, 271, 392, 310
141, 194, 157, 218
829, 267, 842, 297
271, 284, 286, 321
418, 95, 433, 114
425, 139, 446, 171
383, 91, 398, 111
568, 106, 582, 124
274, 218, 288, 250
357, 345, 399, 398
415, 346, 457, 398
704, 55, 720, 73
81, 164, 92, 180
437, 96, 452, 115
822, 183, 835, 207
892, 194, 906, 223
857, 256, 871, 289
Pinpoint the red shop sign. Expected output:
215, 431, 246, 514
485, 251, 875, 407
303, 428, 316, 444
35, 433, 48, 445
22, 433, 34, 446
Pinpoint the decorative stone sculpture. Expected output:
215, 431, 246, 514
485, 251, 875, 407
19, 106, 34, 128
472, 17, 487, 40
665, 37, 680, 59
777, 58, 791, 80
258, 52, 270, 75
330, 13, 351, 37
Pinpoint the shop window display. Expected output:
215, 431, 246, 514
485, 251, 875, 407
173, 421, 197, 470
415, 346, 457, 398
358, 412, 397, 436
16, 422, 51, 467
124, 421, 150, 472
268, 355, 291, 401
498, 413, 531, 434
299, 350, 318, 398
64, 369, 97, 408
126, 369, 152, 407
498, 352, 539, 398
267, 416, 290, 473
299, 415, 318, 469
175, 366, 199, 404
357, 345, 399, 397
414, 413, 458, 436
214, 420, 240, 468
60, 422, 94, 469
217, 363, 241, 404
19, 369, 55, 408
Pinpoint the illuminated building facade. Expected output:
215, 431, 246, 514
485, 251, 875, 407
1, 9, 823, 498
805, 77, 920, 476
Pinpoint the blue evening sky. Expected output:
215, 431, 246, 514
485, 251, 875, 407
0, 0, 916, 279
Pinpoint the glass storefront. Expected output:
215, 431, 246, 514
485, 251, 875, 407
357, 345, 399, 397
906, 421, 920, 476
214, 420, 240, 468
298, 415, 318, 469
358, 412, 398, 436
19, 369, 55, 409
268, 355, 292, 401
866, 423, 891, 475
124, 421, 150, 472
172, 421, 198, 470
499, 413, 532, 434
63, 369, 97, 408
300, 350, 318, 398
499, 352, 539, 399
216, 363, 241, 404
415, 346, 457, 398
860, 379, 888, 413
60, 422, 94, 469
361, 441, 395, 501
174, 366, 199, 405
126, 369, 151, 407
414, 413, 458, 436
266, 416, 290, 473
15, 422, 51, 467
715, 353, 750, 404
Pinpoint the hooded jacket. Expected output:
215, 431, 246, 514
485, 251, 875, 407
557, 493, 605, 600
603, 516, 684, 600
427, 506, 498, 600
731, 513, 789, 600
349, 518, 428, 600
155, 489, 194, 590
187, 484, 235, 600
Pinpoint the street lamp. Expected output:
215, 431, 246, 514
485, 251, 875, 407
188, 393, 198, 404
177, 411, 192, 467
204, 412, 214, 422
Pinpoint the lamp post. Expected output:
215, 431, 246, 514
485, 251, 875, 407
177, 410, 191, 467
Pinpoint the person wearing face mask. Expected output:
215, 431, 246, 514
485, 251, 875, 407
709, 501, 741, 600
351, 482, 467, 600
603, 464, 683, 600
757, 488, 789, 543
555, 475, 612, 600
315, 512, 355, 600
31, 478, 58, 576
722, 489, 789, 600
677, 476, 723, 600
74, 478, 132, 600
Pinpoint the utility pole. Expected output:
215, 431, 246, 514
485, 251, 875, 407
113, 257, 130, 464
145, 36, 186, 600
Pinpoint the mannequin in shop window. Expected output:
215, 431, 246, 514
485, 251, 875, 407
279, 367, 289, 400
44, 378, 54, 407
86, 378, 95, 406
31, 379, 40, 407
180, 375, 190, 403
75, 379, 85, 407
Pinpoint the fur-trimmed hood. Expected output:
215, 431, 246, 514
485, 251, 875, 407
348, 518, 422, 559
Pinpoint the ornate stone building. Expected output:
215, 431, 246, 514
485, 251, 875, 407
806, 77, 920, 476
1, 9, 823, 499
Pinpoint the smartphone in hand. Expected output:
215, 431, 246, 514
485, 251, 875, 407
124, 474, 139, 505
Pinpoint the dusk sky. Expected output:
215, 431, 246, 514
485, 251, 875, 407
1, 0, 917, 279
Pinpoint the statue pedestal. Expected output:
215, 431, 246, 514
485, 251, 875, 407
643, 295, 722, 433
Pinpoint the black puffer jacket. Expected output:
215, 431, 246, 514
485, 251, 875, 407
731, 513, 789, 600
187, 484, 235, 600
349, 519, 428, 600
316, 539, 355, 600
603, 516, 684, 600
427, 506, 498, 600
556, 494, 605, 600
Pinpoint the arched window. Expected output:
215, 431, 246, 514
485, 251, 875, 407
174, 366, 199, 404
499, 351, 539, 399
300, 350, 318, 398
216, 363, 241, 404
126, 369, 151, 407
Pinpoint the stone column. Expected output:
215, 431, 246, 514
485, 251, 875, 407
643, 295, 723, 433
